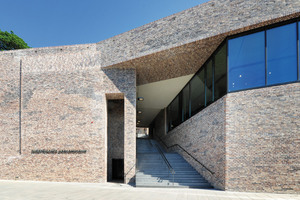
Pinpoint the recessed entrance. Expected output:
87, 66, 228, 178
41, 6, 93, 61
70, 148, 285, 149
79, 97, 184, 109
107, 99, 124, 182
112, 159, 124, 180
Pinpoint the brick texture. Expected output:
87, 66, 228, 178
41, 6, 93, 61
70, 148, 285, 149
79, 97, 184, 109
0, 44, 136, 183
225, 82, 300, 193
99, 0, 300, 69
153, 83, 300, 193
154, 97, 226, 190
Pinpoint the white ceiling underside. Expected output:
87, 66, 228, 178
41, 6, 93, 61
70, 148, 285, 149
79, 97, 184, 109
136, 74, 193, 127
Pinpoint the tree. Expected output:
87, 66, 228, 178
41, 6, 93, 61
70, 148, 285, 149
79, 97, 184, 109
0, 29, 30, 50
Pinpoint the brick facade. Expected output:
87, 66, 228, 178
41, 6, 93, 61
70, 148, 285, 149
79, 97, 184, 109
0, 44, 136, 183
0, 0, 299, 193
153, 97, 226, 190
225, 82, 300, 193
153, 83, 300, 193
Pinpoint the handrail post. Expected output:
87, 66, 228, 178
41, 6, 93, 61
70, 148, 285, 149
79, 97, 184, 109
154, 143, 176, 186
172, 169, 175, 186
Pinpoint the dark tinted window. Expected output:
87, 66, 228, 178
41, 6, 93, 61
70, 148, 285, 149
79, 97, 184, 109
190, 69, 205, 116
206, 60, 213, 106
214, 43, 227, 99
182, 84, 190, 121
168, 96, 181, 129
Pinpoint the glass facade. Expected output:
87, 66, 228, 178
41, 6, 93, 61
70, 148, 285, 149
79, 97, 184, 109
166, 19, 299, 132
190, 69, 205, 116
206, 61, 213, 106
228, 21, 299, 92
228, 31, 265, 92
182, 85, 190, 121
167, 42, 227, 131
267, 23, 297, 85
214, 44, 227, 99
167, 96, 181, 130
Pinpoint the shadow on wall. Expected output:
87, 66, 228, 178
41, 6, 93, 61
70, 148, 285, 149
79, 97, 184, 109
102, 68, 136, 107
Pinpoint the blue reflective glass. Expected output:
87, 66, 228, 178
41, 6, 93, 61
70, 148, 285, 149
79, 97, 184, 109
267, 23, 297, 85
228, 31, 265, 92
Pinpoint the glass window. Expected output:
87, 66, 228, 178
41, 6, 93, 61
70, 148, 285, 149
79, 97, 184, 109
214, 43, 227, 99
190, 69, 205, 116
182, 84, 190, 121
206, 60, 213, 106
167, 106, 171, 132
299, 22, 300, 81
228, 31, 265, 92
267, 23, 297, 85
168, 96, 181, 129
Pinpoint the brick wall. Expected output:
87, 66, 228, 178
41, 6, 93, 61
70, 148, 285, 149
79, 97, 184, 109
0, 53, 20, 157
153, 82, 300, 193
0, 44, 136, 183
154, 97, 226, 190
226, 82, 300, 193
99, 0, 300, 68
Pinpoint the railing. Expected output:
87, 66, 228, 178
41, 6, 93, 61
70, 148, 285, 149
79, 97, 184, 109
156, 137, 215, 175
148, 139, 153, 147
152, 141, 175, 186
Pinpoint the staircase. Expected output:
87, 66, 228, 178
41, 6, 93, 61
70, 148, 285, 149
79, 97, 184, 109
136, 139, 213, 188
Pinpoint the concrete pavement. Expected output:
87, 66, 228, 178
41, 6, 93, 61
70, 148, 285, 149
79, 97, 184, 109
0, 180, 299, 200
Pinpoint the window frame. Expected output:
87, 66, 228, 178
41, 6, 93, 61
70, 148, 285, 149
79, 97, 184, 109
166, 17, 300, 132
227, 17, 300, 93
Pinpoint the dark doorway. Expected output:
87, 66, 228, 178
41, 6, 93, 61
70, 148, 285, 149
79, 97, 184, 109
112, 159, 124, 180
107, 99, 124, 182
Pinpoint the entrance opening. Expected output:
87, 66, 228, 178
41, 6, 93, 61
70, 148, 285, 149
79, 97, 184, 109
112, 159, 124, 180
107, 99, 124, 182
136, 127, 149, 138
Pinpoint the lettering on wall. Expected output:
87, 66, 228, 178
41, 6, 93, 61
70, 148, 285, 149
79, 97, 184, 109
31, 149, 87, 154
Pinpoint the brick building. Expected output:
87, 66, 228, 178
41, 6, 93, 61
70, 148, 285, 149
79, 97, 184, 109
0, 0, 299, 193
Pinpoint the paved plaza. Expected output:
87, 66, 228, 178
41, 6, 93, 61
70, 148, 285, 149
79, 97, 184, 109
0, 180, 299, 200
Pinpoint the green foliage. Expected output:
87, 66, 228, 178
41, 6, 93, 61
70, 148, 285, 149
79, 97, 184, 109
0, 29, 30, 51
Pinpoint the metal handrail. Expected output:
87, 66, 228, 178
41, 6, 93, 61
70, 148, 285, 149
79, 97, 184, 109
148, 139, 153, 147
153, 143, 175, 185
155, 144, 175, 174
156, 136, 215, 175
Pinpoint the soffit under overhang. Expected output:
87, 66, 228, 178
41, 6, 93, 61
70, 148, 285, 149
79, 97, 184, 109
99, 2, 300, 127
107, 34, 226, 86
131, 13, 300, 127
104, 11, 300, 86
99, 0, 300, 84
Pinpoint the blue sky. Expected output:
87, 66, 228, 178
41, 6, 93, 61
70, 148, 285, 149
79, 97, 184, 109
1, 0, 209, 48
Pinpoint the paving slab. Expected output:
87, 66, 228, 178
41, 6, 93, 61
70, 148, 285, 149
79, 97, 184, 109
0, 180, 299, 200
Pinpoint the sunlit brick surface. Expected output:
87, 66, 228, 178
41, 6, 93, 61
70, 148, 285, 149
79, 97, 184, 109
0, 44, 136, 183
225, 83, 300, 193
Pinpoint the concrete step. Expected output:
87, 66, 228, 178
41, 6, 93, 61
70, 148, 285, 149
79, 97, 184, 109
136, 174, 205, 178
136, 178, 208, 183
136, 182, 213, 188
138, 171, 200, 174
136, 176, 206, 181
